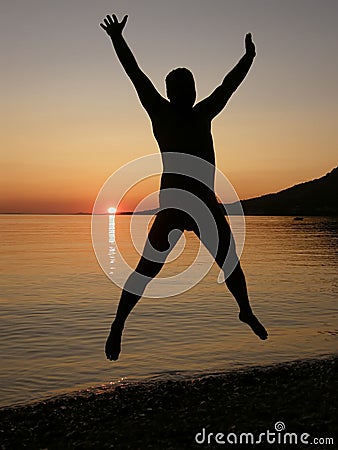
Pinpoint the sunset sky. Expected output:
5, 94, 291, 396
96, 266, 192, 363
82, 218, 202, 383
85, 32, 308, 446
1, 0, 337, 213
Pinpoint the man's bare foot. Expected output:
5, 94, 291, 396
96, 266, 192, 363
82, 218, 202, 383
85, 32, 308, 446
239, 311, 268, 340
105, 322, 123, 361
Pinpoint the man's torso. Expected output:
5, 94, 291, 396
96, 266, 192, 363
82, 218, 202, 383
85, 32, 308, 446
150, 103, 217, 197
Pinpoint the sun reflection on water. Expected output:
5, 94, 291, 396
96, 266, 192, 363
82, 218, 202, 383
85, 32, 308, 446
108, 214, 116, 275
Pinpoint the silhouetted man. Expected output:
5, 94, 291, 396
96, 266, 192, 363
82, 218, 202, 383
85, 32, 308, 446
100, 14, 268, 361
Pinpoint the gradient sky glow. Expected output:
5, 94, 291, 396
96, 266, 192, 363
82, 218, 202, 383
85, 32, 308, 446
1, 0, 337, 213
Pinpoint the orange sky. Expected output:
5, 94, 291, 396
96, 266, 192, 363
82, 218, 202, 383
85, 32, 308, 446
1, 1, 337, 213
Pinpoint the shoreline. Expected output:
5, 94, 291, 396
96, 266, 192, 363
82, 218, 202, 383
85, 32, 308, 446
0, 355, 336, 449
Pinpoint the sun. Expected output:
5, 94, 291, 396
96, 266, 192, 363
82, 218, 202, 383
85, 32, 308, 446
107, 206, 116, 214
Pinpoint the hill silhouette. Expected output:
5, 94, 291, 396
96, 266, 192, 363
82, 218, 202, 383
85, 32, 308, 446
236, 167, 338, 216
119, 167, 338, 216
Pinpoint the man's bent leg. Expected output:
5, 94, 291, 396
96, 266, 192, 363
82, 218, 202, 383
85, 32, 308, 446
194, 202, 268, 340
225, 262, 268, 340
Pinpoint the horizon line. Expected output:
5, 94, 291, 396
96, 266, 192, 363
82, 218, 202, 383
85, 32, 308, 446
2, 166, 336, 216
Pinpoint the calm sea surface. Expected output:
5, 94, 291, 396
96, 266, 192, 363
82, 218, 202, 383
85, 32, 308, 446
0, 215, 337, 407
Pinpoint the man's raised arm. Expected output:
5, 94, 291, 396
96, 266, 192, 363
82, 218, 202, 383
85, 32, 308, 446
195, 33, 256, 119
100, 14, 165, 115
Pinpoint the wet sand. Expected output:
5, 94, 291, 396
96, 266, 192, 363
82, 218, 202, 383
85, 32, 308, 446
0, 356, 336, 449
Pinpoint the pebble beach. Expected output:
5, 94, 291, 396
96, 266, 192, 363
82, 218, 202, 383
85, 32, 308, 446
0, 356, 336, 449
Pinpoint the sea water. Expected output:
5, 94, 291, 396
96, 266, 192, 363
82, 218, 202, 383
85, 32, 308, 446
0, 215, 337, 407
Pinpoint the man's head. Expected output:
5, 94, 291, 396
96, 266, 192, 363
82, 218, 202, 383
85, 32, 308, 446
165, 68, 196, 108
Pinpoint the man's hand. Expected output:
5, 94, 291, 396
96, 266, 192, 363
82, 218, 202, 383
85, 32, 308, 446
245, 33, 256, 57
100, 14, 128, 38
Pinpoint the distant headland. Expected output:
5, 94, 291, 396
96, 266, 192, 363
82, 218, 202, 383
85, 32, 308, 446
118, 166, 338, 216
237, 166, 338, 216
